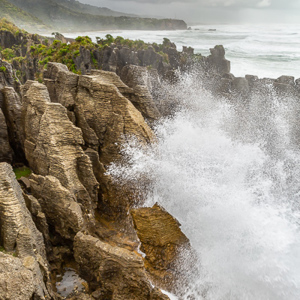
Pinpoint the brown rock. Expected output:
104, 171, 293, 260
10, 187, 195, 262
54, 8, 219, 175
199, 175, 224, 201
0, 163, 45, 255
74, 232, 169, 300
77, 74, 153, 164
21, 81, 98, 239
1, 86, 24, 162
22, 82, 98, 214
0, 162, 55, 299
131, 204, 191, 291
44, 62, 78, 109
43, 63, 154, 219
43, 63, 154, 165
0, 108, 12, 163
0, 252, 37, 300
120, 65, 161, 122
206, 45, 230, 75
29, 174, 84, 240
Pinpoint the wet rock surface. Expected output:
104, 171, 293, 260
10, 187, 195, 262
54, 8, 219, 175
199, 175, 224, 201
131, 204, 193, 292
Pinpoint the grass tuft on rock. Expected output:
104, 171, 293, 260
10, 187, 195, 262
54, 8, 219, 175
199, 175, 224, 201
13, 166, 32, 179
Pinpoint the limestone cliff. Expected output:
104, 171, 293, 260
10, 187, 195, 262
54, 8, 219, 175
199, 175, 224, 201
0, 57, 193, 299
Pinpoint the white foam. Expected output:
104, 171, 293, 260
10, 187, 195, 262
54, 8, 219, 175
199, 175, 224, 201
161, 290, 179, 300
109, 70, 300, 299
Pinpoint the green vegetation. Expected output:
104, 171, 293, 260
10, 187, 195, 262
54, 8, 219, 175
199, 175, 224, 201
1, 48, 15, 60
0, 17, 25, 33
0, 19, 191, 82
29, 36, 98, 74
0, 66, 7, 72
1, 32, 170, 77
0, 246, 17, 257
13, 166, 32, 179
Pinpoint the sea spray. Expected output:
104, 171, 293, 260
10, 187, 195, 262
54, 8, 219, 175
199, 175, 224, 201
108, 70, 300, 299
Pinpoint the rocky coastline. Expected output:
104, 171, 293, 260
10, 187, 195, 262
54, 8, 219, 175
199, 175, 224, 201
1, 19, 300, 300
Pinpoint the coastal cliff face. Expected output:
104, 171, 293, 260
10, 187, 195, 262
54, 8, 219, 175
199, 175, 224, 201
0, 55, 194, 299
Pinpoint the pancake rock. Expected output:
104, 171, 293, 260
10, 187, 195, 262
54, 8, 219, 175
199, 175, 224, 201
44, 63, 154, 219
0, 109, 12, 163
1, 86, 24, 162
74, 232, 169, 300
21, 81, 98, 239
120, 65, 161, 122
0, 162, 55, 299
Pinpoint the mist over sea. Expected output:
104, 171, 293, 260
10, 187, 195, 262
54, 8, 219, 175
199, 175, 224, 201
63, 23, 300, 79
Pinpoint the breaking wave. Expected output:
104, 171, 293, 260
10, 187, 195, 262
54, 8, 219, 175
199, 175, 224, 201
109, 70, 300, 299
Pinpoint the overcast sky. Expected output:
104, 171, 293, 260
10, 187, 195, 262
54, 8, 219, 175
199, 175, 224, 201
79, 0, 300, 24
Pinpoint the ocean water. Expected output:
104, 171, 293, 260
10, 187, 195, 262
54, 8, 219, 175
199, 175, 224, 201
108, 67, 300, 299
63, 24, 300, 79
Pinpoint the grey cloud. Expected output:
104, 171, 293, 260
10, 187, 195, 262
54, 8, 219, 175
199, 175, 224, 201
80, 0, 300, 23
107, 0, 268, 8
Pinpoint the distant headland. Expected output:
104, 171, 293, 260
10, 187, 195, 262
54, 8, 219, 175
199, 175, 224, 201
0, 0, 188, 32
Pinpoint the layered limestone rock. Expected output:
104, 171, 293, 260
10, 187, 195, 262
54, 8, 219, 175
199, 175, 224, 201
0, 60, 24, 163
120, 65, 161, 122
75, 72, 153, 219
21, 81, 98, 239
44, 62, 79, 110
0, 163, 44, 254
74, 232, 169, 300
91, 44, 165, 75
0, 162, 55, 299
0, 252, 45, 300
0, 58, 193, 298
90, 68, 134, 98
29, 175, 85, 240
44, 63, 154, 219
131, 204, 193, 292
1, 86, 24, 162
0, 108, 12, 163
44, 63, 154, 165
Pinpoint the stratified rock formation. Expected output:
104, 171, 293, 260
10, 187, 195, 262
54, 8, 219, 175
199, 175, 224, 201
21, 81, 98, 238
0, 162, 55, 299
1, 57, 194, 298
120, 65, 161, 122
0, 24, 253, 299
74, 232, 169, 300
0, 109, 12, 163
43, 63, 154, 221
